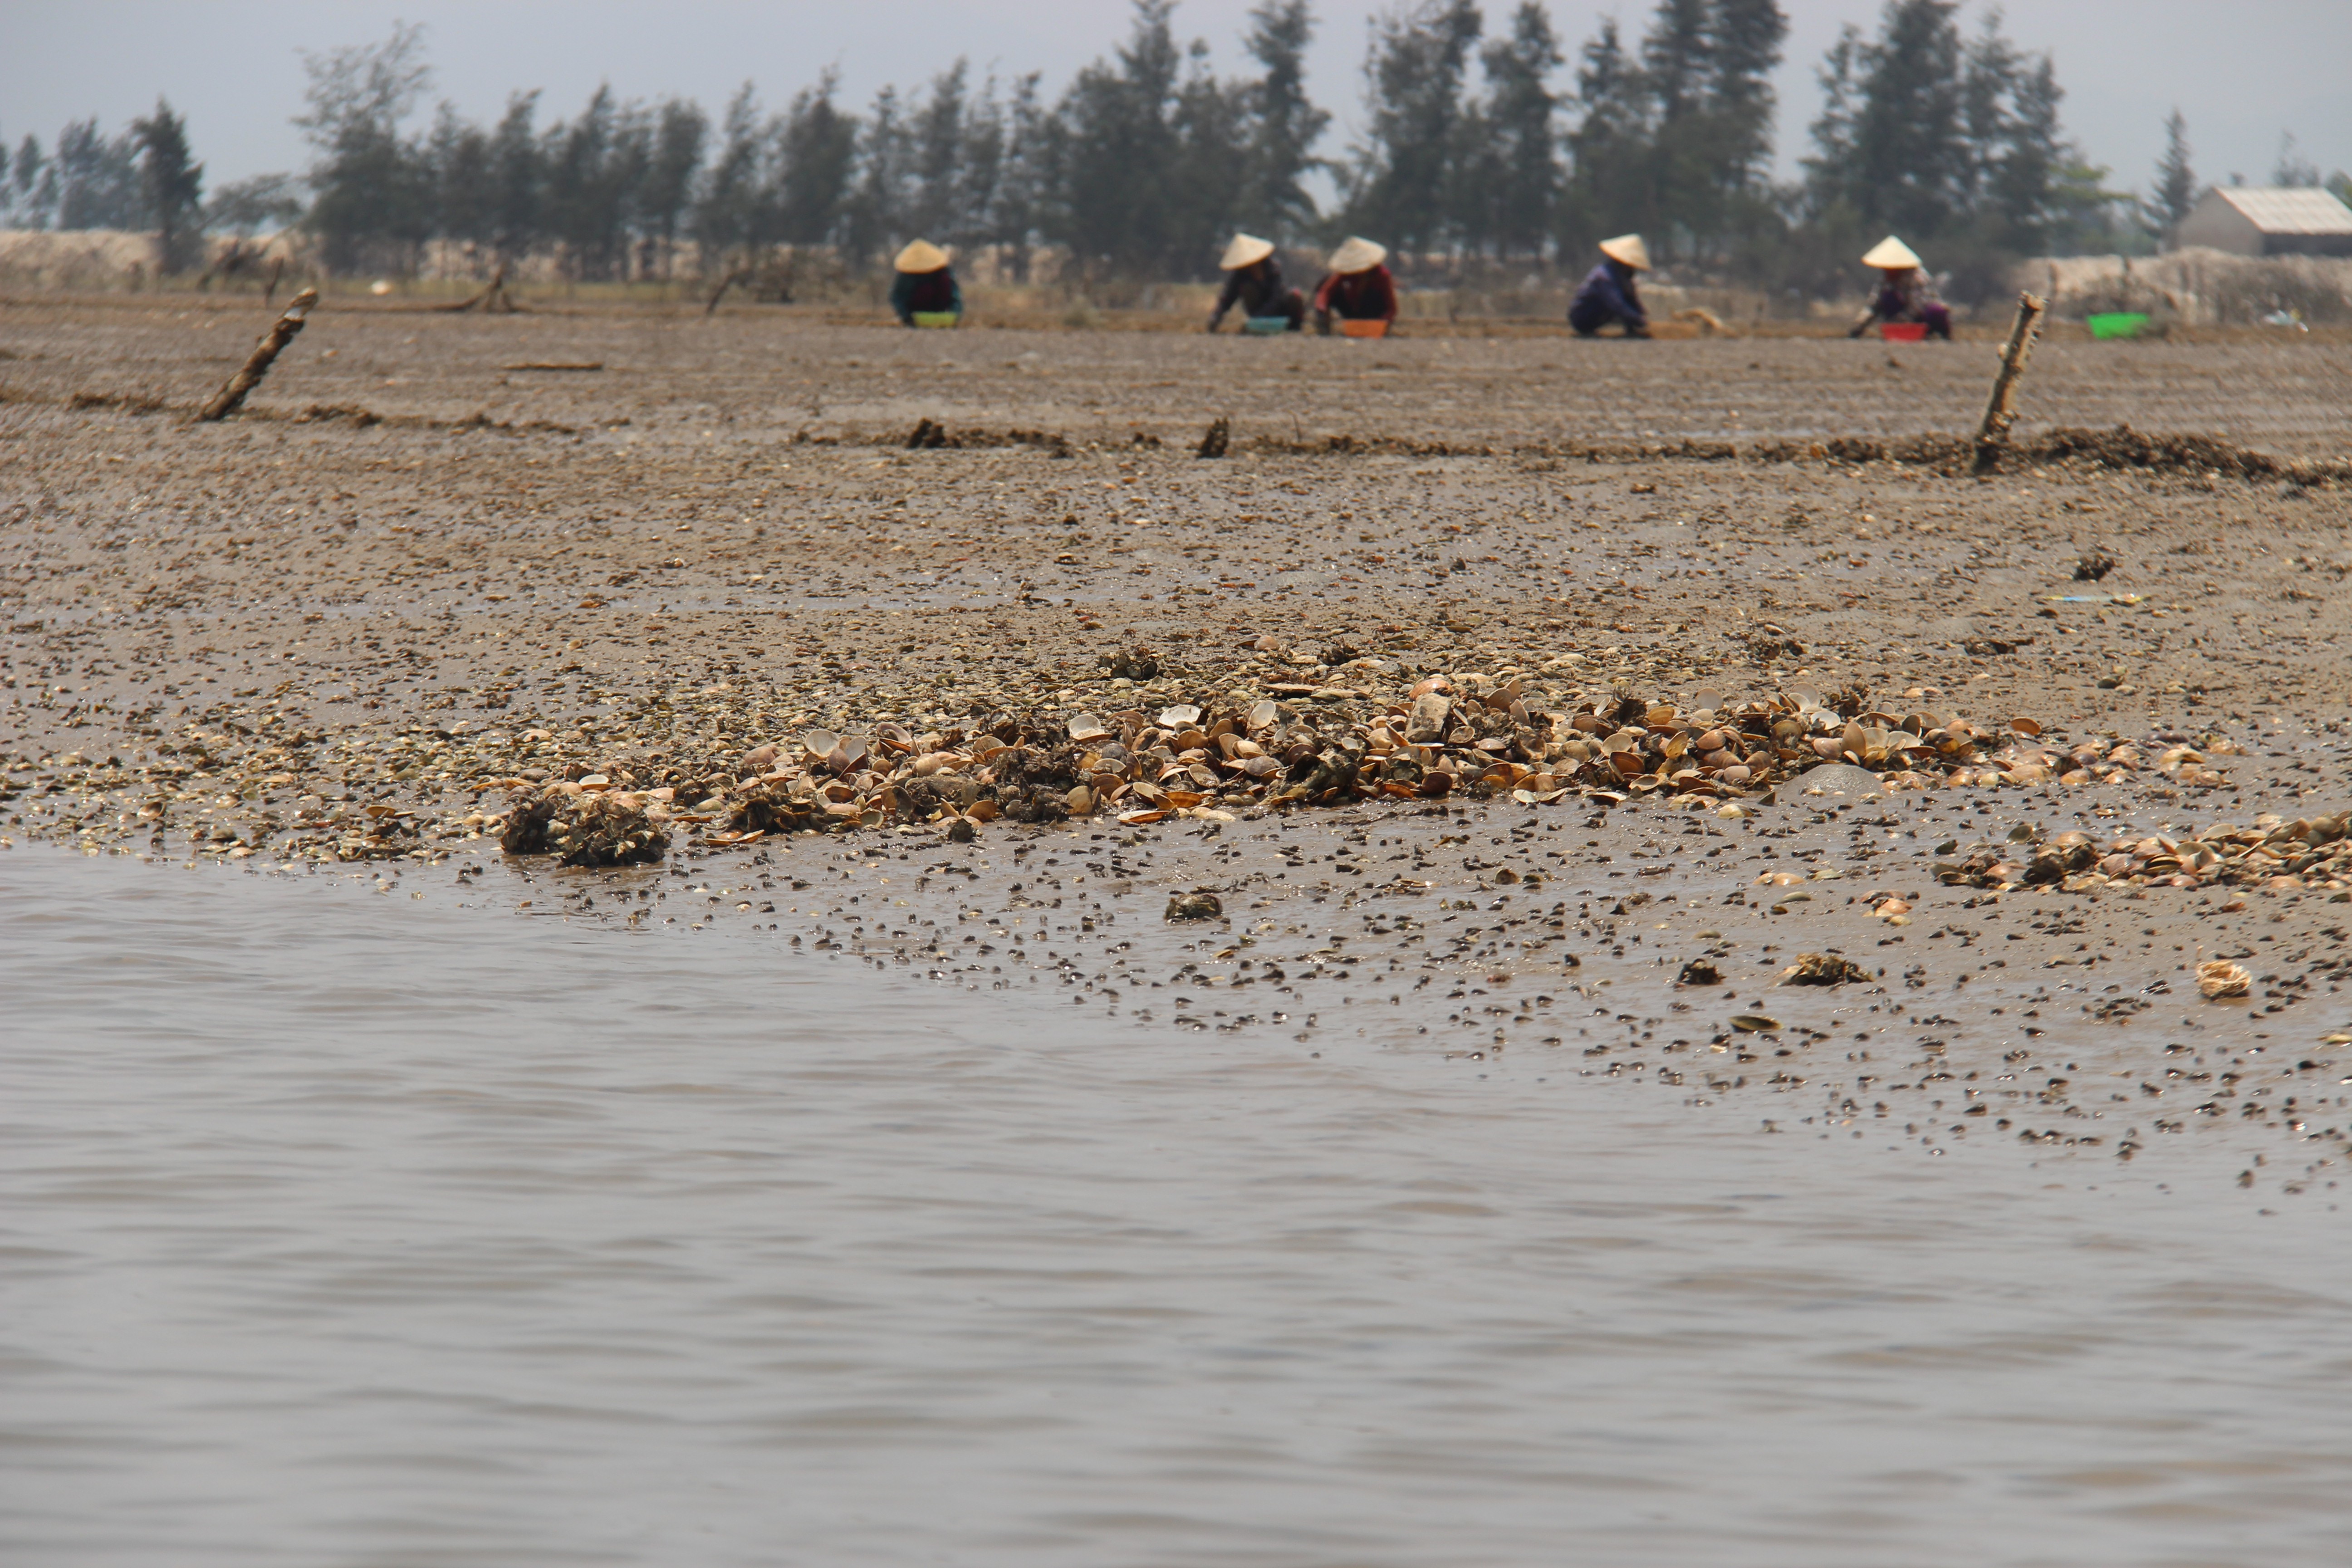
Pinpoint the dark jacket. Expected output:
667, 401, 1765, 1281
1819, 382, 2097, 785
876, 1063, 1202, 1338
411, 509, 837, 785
890, 268, 962, 323
1312, 265, 1398, 322
1210, 258, 1294, 325
1864, 270, 1940, 323
1568, 260, 1645, 332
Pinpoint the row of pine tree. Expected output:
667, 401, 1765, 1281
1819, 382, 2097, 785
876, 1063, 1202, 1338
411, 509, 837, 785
3, 1, 2335, 300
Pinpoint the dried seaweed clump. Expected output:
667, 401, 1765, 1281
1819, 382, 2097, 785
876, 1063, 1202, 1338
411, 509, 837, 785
501, 782, 671, 866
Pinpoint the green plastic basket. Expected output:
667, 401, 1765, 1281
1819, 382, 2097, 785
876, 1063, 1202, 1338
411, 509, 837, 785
912, 311, 961, 329
1242, 315, 1292, 335
2086, 312, 2148, 340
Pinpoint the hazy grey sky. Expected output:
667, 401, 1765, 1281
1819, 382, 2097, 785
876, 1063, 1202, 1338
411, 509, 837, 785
6, 1, 2347, 204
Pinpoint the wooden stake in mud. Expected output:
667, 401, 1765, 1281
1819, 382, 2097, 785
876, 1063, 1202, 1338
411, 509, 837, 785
1973, 290, 2046, 474
198, 287, 318, 421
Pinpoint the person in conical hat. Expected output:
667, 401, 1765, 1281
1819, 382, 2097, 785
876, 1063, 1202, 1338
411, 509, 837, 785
1206, 233, 1305, 333
889, 239, 963, 327
1310, 236, 1397, 335
1847, 235, 1950, 340
1568, 234, 1651, 338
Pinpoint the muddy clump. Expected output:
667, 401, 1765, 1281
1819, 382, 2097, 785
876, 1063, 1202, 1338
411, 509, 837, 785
732, 780, 834, 835
901, 419, 1072, 456
2031, 426, 2306, 480
1741, 425, 2347, 482
326, 807, 425, 862
992, 742, 1085, 823
1780, 953, 1874, 986
501, 784, 671, 866
1102, 645, 1161, 681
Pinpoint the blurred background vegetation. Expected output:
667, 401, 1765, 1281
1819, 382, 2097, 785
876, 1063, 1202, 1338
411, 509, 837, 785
4, 0, 2345, 314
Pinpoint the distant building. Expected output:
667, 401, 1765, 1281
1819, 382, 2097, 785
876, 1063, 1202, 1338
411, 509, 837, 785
2171, 186, 2352, 257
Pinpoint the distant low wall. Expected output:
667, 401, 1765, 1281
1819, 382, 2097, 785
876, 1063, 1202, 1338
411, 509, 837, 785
0, 229, 309, 289
0, 230, 160, 289
2027, 247, 2352, 326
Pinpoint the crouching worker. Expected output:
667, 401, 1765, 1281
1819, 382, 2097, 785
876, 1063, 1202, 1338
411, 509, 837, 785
1206, 234, 1305, 332
1847, 236, 1951, 339
1568, 235, 1651, 338
890, 240, 962, 327
1312, 237, 1397, 335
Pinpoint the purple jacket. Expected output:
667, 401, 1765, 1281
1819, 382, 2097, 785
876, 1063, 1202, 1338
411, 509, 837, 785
1569, 260, 1646, 329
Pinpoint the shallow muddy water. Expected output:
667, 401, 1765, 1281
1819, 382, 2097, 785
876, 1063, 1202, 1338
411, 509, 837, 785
5, 843, 2350, 1567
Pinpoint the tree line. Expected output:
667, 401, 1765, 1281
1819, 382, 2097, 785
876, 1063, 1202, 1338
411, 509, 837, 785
1, 100, 223, 271
5, 1, 2344, 301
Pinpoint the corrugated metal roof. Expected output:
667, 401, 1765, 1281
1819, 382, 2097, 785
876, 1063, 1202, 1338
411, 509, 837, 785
2212, 186, 2352, 235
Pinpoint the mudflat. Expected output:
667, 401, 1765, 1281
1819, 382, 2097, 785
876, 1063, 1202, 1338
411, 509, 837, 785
5, 296, 2352, 1192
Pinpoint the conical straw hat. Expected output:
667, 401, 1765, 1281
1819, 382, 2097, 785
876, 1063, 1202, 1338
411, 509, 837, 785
894, 239, 950, 273
1220, 233, 1275, 270
1860, 235, 1921, 270
1328, 236, 1387, 274
1597, 233, 1650, 270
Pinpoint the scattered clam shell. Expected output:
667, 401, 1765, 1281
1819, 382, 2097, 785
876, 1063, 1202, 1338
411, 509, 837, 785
2196, 960, 2252, 999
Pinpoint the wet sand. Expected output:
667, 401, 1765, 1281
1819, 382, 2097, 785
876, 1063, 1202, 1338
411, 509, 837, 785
5, 296, 2352, 1198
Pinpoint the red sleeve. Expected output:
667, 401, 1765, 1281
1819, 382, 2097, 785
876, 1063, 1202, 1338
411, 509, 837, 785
1373, 268, 1397, 322
1311, 273, 1336, 311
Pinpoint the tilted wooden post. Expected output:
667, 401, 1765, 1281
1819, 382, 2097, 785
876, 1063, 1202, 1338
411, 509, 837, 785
1973, 290, 2047, 474
198, 288, 318, 421
704, 267, 751, 317
441, 262, 518, 313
